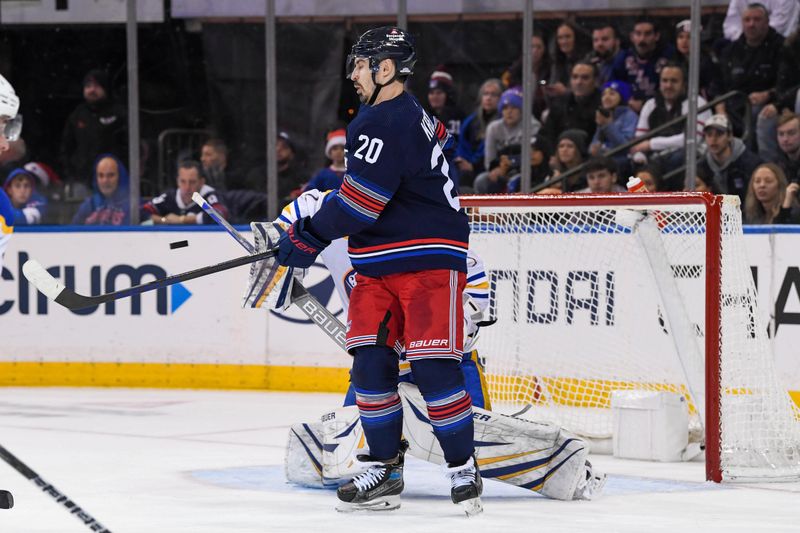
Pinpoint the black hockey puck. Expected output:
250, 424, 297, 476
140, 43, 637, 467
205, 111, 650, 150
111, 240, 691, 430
0, 490, 13, 509
170, 240, 189, 250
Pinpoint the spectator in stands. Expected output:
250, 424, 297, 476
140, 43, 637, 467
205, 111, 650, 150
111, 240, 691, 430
483, 87, 541, 171
697, 114, 762, 203
71, 154, 131, 225
245, 130, 307, 206
60, 69, 127, 199
507, 137, 554, 193
504, 32, 551, 120
584, 22, 621, 86
690, 165, 722, 193
775, 110, 800, 181
426, 68, 463, 143
3, 168, 46, 225
143, 159, 228, 225
304, 128, 346, 192
276, 131, 306, 202
611, 17, 675, 113
454, 78, 502, 187
473, 149, 515, 194
576, 156, 625, 193
744, 162, 800, 223
630, 62, 711, 186
23, 161, 61, 196
551, 129, 589, 192
477, 137, 553, 194
673, 19, 714, 100
454, 78, 503, 185
757, 28, 800, 162
713, 4, 784, 141
200, 138, 245, 192
590, 80, 637, 175
546, 21, 592, 99
635, 164, 663, 192
724, 0, 800, 41
540, 62, 602, 149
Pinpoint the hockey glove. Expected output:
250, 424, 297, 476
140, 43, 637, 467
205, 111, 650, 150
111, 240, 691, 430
243, 222, 306, 311
277, 216, 330, 269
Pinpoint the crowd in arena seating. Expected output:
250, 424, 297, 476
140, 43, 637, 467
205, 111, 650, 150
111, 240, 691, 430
2, 4, 800, 225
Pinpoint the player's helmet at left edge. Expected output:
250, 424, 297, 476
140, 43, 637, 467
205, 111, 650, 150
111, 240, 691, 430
346, 26, 417, 79
0, 74, 22, 142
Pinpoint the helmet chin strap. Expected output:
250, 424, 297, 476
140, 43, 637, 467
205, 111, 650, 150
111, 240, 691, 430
367, 63, 399, 106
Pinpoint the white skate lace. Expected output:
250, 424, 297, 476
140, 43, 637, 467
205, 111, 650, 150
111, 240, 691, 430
352, 465, 387, 492
449, 463, 476, 489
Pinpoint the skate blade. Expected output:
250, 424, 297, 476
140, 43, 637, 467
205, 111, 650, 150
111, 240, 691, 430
336, 495, 401, 513
458, 497, 483, 517
583, 474, 608, 501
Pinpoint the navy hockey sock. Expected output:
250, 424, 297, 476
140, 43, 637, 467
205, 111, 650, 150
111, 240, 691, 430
351, 346, 403, 461
411, 358, 475, 465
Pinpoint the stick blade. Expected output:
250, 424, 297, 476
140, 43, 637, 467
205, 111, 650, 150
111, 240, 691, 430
22, 259, 99, 311
22, 260, 65, 301
191, 191, 207, 208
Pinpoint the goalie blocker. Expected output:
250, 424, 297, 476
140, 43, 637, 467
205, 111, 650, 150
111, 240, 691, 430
286, 383, 605, 501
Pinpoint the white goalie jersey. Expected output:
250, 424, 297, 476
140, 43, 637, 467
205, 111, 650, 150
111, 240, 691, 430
276, 189, 490, 352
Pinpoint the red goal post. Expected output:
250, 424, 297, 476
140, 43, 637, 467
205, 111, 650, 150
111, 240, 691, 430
459, 193, 800, 483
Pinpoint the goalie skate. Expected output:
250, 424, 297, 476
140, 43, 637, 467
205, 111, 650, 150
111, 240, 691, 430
573, 460, 607, 501
445, 456, 483, 517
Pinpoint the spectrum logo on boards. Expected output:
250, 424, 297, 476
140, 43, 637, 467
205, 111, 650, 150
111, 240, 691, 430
0, 252, 191, 316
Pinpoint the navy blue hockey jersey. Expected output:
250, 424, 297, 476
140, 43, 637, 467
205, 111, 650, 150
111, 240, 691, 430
142, 184, 229, 224
309, 91, 469, 277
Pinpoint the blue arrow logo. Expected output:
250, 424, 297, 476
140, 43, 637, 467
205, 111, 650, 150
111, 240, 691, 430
170, 282, 192, 313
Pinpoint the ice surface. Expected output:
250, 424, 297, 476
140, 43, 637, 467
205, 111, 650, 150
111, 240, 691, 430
0, 388, 798, 533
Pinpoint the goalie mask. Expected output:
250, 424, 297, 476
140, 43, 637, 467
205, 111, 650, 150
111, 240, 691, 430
346, 26, 416, 105
0, 74, 22, 142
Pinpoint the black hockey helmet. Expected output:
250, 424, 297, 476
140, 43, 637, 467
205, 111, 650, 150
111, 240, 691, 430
345, 26, 417, 81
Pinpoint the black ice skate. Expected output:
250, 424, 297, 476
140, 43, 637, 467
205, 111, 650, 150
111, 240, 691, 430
335, 445, 405, 512
445, 455, 483, 516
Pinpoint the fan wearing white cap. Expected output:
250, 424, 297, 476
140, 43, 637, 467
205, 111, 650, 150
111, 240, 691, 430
0, 73, 22, 273
303, 128, 347, 192
697, 113, 763, 203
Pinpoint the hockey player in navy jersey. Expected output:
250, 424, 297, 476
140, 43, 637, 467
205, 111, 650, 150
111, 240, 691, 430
275, 26, 480, 514
0, 73, 21, 273
245, 187, 605, 505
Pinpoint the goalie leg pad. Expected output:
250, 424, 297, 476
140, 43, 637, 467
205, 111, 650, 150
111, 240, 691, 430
397, 383, 603, 501
285, 422, 330, 488
285, 406, 376, 488
320, 405, 373, 484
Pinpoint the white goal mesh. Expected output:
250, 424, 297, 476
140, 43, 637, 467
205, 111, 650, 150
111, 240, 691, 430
463, 193, 800, 482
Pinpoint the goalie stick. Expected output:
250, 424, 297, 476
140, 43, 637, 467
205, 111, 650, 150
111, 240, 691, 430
22, 248, 277, 311
192, 192, 347, 350
0, 443, 112, 532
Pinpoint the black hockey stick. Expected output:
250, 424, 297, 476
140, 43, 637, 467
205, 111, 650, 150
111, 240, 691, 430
192, 192, 347, 350
0, 443, 112, 532
22, 248, 277, 311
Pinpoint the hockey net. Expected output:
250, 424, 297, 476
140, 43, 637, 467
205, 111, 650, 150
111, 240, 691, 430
461, 193, 800, 482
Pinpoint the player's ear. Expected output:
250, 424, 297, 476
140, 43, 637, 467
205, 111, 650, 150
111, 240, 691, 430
379, 58, 396, 79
